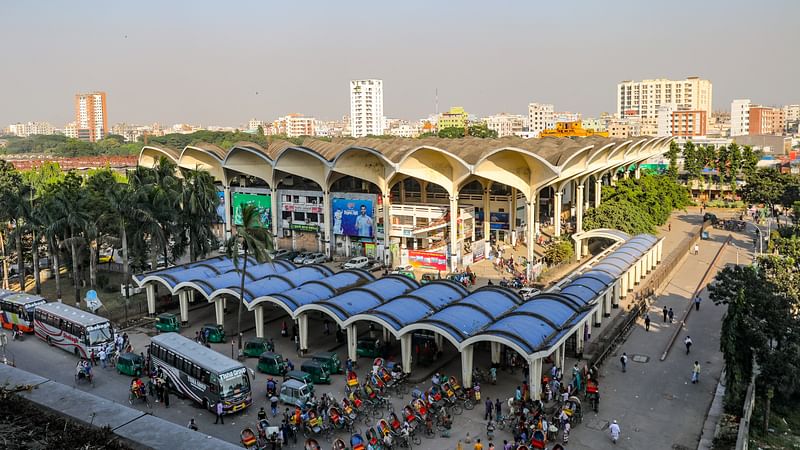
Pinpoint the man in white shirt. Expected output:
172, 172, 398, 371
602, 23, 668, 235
609, 419, 620, 443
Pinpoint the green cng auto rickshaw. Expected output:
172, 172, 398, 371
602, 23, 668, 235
257, 351, 287, 375
300, 360, 331, 384
284, 370, 315, 391
356, 339, 383, 358
311, 352, 342, 374
200, 323, 225, 343
244, 337, 271, 358
154, 313, 180, 333
116, 352, 145, 377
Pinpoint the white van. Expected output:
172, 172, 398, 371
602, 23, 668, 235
343, 257, 369, 270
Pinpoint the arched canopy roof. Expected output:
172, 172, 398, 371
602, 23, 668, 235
259, 270, 375, 316
133, 257, 245, 292
139, 145, 180, 167
175, 260, 296, 300
244, 265, 335, 308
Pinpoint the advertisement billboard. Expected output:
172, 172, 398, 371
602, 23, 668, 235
232, 192, 271, 228
332, 198, 374, 237
489, 212, 509, 230
472, 239, 486, 262
215, 190, 226, 224
408, 250, 447, 272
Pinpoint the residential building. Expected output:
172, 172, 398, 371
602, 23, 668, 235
708, 111, 730, 137
553, 111, 581, 123
387, 123, 420, 138
656, 105, 676, 137
608, 122, 631, 139
617, 77, 712, 135
784, 104, 800, 123
438, 107, 469, 130
730, 99, 751, 136
528, 103, 554, 137
6, 121, 56, 137
247, 119, 265, 132
64, 122, 79, 139
273, 114, 316, 138
749, 106, 785, 135
733, 134, 791, 156
74, 91, 108, 142
670, 110, 707, 137
350, 79, 384, 137
580, 118, 608, 132
482, 113, 526, 137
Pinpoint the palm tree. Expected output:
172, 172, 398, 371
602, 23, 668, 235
48, 187, 93, 306
225, 204, 273, 350
180, 168, 219, 262
7, 184, 33, 292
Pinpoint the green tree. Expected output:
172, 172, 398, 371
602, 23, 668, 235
179, 168, 219, 262
740, 168, 786, 215
666, 141, 680, 178
468, 123, 498, 138
544, 238, 574, 265
225, 204, 273, 350
256, 125, 264, 136
437, 127, 467, 138
681, 141, 702, 183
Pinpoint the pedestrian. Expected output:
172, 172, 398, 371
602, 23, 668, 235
90, 349, 97, 366
99, 348, 107, 369
694, 295, 702, 311
668, 308, 674, 323
644, 313, 651, 331
514, 386, 521, 402
495, 398, 502, 420
474, 438, 483, 450
692, 361, 701, 384
195, 331, 201, 343
188, 418, 198, 431
484, 397, 493, 421
694, 243, 699, 256
668, 222, 671, 232
662, 305, 668, 322
154, 379, 162, 403
270, 394, 279, 416
620, 352, 628, 373
214, 400, 225, 424
609, 419, 620, 444
294, 334, 300, 354
685, 336, 693, 354
162, 383, 170, 408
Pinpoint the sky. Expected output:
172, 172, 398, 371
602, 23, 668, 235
1, 0, 798, 127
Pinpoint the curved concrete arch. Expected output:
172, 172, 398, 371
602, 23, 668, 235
396, 322, 465, 350
472, 148, 560, 199
395, 146, 471, 196
273, 146, 330, 189
460, 333, 534, 360
139, 145, 179, 167
571, 228, 631, 246
587, 143, 616, 169
328, 147, 394, 193
342, 314, 404, 338
607, 140, 633, 163
623, 139, 648, 161
180, 145, 226, 183
558, 146, 594, 179
245, 295, 299, 318
223, 145, 274, 187
133, 275, 175, 293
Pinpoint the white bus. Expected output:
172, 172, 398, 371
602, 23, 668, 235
150, 333, 252, 414
34, 302, 114, 359
0, 291, 46, 333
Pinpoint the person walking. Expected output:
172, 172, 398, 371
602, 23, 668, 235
98, 348, 107, 369
694, 243, 699, 256
188, 418, 198, 431
692, 361, 701, 384
609, 419, 621, 444
644, 313, 651, 331
214, 400, 225, 424
270, 394, 279, 417
474, 438, 484, 450
620, 353, 628, 373
162, 384, 170, 408
694, 295, 702, 311
668, 308, 674, 323
685, 336, 693, 354
484, 397, 493, 421
662, 305, 668, 322
494, 398, 502, 421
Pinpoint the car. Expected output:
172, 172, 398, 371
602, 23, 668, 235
302, 253, 326, 264
270, 249, 290, 259
518, 287, 542, 300
343, 256, 369, 270
276, 251, 299, 261
293, 252, 313, 264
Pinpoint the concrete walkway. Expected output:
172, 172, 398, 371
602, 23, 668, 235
567, 224, 752, 449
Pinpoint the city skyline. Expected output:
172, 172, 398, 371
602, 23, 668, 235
1, 0, 798, 127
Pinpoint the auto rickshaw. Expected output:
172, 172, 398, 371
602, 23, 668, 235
300, 360, 331, 384
311, 352, 342, 374
420, 273, 438, 284
116, 352, 145, 377
200, 323, 225, 343
243, 337, 271, 358
154, 313, 180, 333
356, 339, 382, 358
257, 351, 287, 375
284, 370, 315, 390
586, 379, 599, 412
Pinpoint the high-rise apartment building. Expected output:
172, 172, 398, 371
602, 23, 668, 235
670, 110, 707, 137
617, 77, 712, 135
730, 99, 751, 137
74, 91, 108, 142
349, 79, 384, 137
528, 103, 554, 138
749, 106, 785, 136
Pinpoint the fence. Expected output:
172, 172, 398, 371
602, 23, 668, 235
735, 363, 759, 450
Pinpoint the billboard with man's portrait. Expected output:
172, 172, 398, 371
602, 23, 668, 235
332, 198, 374, 237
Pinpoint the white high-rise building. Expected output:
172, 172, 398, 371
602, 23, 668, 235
730, 99, 752, 137
528, 103, 554, 138
350, 79, 384, 137
617, 77, 712, 135
656, 104, 676, 137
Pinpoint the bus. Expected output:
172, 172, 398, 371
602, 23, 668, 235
33, 302, 114, 359
0, 292, 47, 333
149, 333, 252, 414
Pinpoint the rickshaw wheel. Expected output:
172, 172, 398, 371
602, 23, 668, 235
451, 403, 463, 415
464, 400, 474, 410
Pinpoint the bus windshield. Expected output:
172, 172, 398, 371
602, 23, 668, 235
87, 324, 113, 345
219, 368, 250, 398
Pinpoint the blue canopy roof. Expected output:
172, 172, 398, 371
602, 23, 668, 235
182, 260, 296, 298
267, 270, 375, 314
368, 281, 468, 331
133, 257, 254, 291
305, 275, 419, 322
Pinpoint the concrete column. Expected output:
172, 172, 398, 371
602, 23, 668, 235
298, 313, 309, 355
400, 334, 412, 374
594, 304, 602, 327
527, 198, 536, 267
224, 185, 233, 241
461, 344, 474, 388
657, 240, 663, 263
146, 284, 156, 316
623, 168, 630, 179
449, 195, 459, 270
559, 343, 566, 369
553, 191, 563, 237
634, 259, 641, 283
188, 290, 195, 303
552, 346, 561, 370
254, 305, 265, 338
178, 291, 189, 325
574, 238, 582, 262
604, 291, 612, 317
483, 186, 491, 241
346, 325, 358, 363
382, 193, 392, 266
382, 327, 389, 343
509, 188, 517, 243
214, 299, 225, 326
420, 181, 428, 203
434, 334, 443, 351
223, 297, 228, 313
612, 281, 621, 307
594, 178, 602, 208
491, 342, 501, 364
575, 322, 585, 354
529, 358, 542, 401
575, 184, 584, 233
634, 165, 641, 179
322, 191, 332, 258
534, 189, 541, 236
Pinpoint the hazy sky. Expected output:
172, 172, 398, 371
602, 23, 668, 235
2, 0, 798, 127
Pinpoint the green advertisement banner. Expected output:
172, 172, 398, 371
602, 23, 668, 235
232, 192, 272, 228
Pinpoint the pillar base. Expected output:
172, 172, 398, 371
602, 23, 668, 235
612, 304, 619, 309
594, 322, 601, 328
604, 313, 611, 318
181, 321, 188, 326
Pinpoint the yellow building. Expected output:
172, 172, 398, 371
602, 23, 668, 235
438, 106, 469, 130
540, 121, 609, 138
